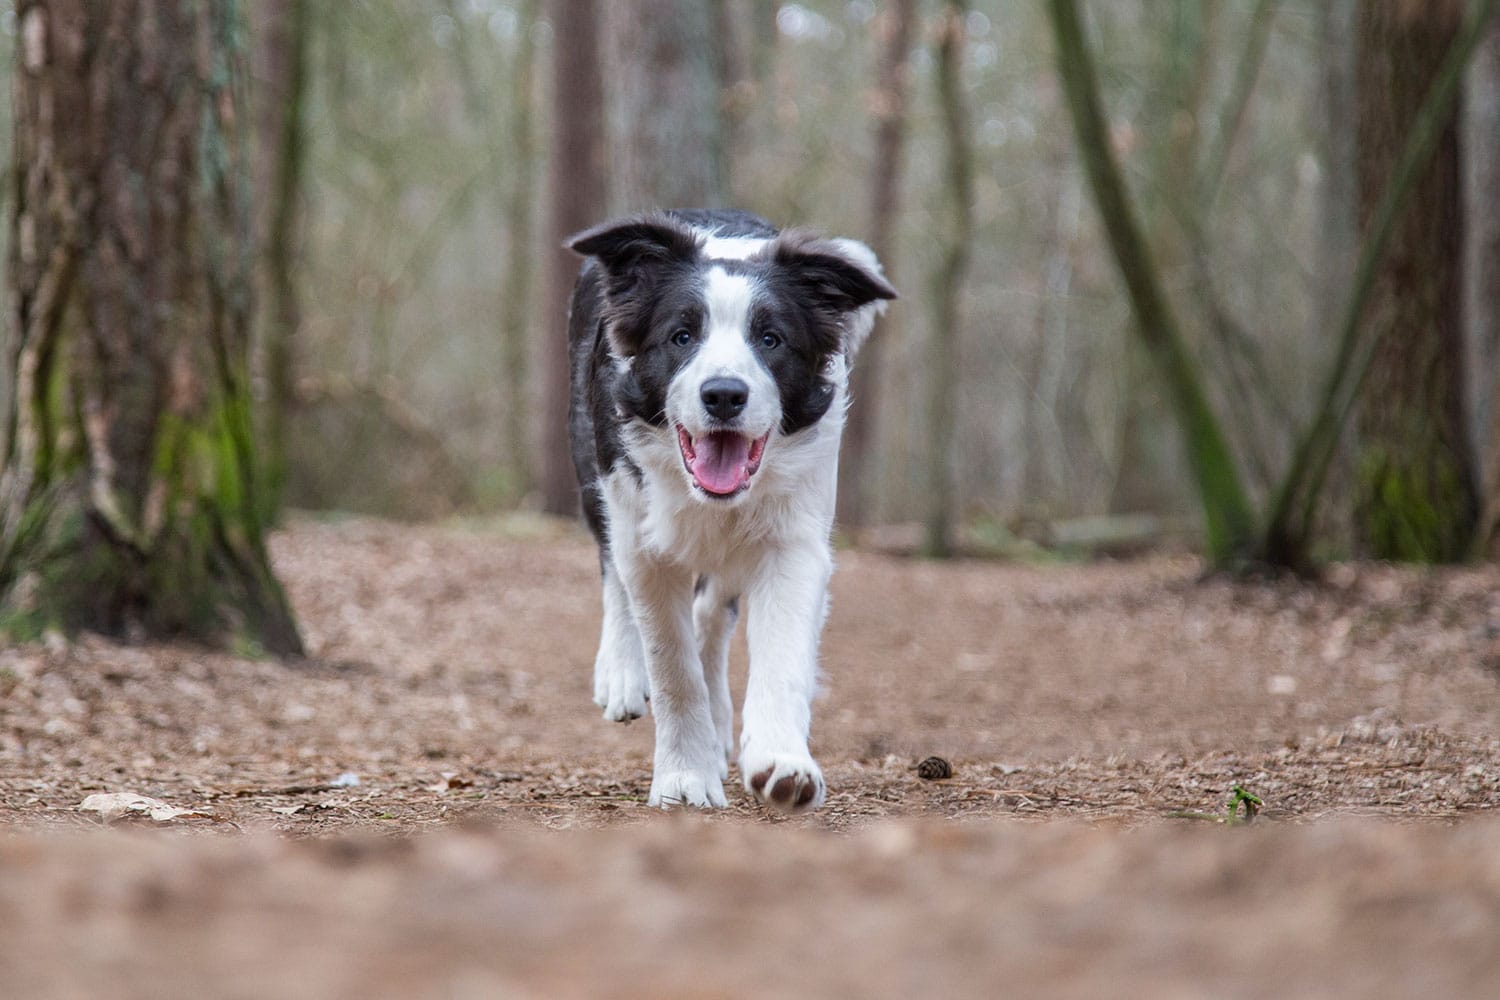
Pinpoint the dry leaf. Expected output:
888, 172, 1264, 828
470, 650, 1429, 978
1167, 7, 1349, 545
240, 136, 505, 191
426, 772, 474, 794
79, 792, 210, 824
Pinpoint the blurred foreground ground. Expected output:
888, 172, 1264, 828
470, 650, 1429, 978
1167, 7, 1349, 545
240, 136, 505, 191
3, 516, 1500, 998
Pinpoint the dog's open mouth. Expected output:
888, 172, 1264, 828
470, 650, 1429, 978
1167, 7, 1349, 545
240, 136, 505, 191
676, 427, 769, 497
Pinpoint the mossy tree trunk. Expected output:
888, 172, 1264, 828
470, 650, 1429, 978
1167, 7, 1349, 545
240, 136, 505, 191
0, 0, 304, 655
1047, 0, 1258, 567
1261, 0, 1495, 568
1107, 2, 1218, 523
250, 0, 310, 523
1352, 0, 1477, 561
922, 5, 974, 559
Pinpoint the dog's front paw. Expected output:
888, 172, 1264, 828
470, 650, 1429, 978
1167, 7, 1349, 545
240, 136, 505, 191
648, 768, 728, 809
740, 750, 825, 813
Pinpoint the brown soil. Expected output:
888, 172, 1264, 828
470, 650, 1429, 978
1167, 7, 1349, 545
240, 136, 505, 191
4, 516, 1500, 998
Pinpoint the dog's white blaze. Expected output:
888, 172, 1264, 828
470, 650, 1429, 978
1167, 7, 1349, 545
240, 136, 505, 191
702, 267, 756, 338
701, 234, 769, 261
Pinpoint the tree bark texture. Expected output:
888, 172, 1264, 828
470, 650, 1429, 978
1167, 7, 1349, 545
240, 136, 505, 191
605, 0, 727, 210
1353, 0, 1477, 561
922, 6, 973, 558
0, 0, 303, 655
1261, 0, 1494, 567
542, 0, 608, 516
841, 0, 916, 529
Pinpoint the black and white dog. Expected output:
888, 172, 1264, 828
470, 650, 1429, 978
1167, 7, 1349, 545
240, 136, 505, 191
566, 209, 896, 812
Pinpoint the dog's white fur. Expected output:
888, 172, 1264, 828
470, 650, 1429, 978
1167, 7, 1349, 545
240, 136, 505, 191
589, 232, 885, 811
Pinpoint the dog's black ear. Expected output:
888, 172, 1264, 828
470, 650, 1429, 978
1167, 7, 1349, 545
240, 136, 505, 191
772, 234, 898, 313
567, 214, 702, 288
770, 234, 897, 357
567, 214, 701, 356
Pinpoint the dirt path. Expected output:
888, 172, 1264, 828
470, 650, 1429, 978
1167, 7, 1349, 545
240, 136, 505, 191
4, 516, 1500, 997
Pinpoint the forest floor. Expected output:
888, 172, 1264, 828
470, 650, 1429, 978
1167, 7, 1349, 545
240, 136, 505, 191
4, 515, 1500, 998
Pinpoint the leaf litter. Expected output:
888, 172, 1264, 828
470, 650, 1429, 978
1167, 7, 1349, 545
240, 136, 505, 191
77, 792, 214, 825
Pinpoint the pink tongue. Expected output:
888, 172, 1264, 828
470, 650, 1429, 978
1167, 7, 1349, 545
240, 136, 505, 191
690, 431, 751, 494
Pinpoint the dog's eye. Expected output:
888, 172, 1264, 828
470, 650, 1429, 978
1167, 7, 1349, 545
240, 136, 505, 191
671, 329, 694, 347
759, 331, 782, 350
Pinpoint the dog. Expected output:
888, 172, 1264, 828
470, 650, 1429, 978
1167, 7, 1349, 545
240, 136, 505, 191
565, 208, 896, 812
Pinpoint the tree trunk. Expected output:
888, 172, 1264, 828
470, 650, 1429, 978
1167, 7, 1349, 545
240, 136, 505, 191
1352, 0, 1477, 561
250, 0, 310, 522
541, 0, 608, 516
605, 0, 727, 210
1466, 19, 1500, 552
922, 5, 974, 559
445, 0, 541, 501
1108, 2, 1217, 523
1047, 0, 1257, 566
500, 0, 541, 498
711, 0, 748, 205
1261, 0, 1495, 567
841, 0, 916, 530
1021, 151, 1082, 511
1, 0, 303, 655
1304, 0, 1360, 552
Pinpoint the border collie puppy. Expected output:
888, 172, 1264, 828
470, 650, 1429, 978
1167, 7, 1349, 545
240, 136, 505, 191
566, 209, 896, 812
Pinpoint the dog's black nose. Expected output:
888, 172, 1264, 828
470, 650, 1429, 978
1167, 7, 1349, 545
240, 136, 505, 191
700, 377, 749, 421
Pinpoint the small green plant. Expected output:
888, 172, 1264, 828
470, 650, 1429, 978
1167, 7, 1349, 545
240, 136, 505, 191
1224, 785, 1263, 825
1168, 784, 1264, 825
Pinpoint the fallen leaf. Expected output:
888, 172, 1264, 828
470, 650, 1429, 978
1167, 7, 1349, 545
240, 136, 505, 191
426, 772, 475, 794
79, 792, 210, 824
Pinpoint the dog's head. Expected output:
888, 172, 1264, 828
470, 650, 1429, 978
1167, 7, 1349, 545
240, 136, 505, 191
568, 213, 897, 502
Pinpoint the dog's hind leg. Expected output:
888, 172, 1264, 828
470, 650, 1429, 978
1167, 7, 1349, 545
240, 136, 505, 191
693, 576, 738, 778
593, 558, 650, 722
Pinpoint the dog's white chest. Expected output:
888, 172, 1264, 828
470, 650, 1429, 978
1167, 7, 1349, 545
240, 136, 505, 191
605, 467, 774, 581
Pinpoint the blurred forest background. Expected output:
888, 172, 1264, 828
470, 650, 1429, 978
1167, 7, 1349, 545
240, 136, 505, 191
10, 7, 1500, 984
3, 0, 1499, 591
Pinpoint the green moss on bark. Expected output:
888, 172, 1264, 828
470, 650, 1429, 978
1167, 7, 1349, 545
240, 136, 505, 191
0, 0, 301, 656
